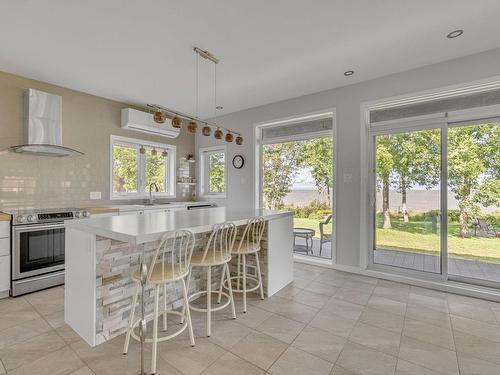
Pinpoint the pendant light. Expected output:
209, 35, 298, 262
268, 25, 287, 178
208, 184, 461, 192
225, 132, 233, 142
171, 116, 182, 129
139, 145, 146, 154
151, 148, 157, 156
187, 121, 197, 133
188, 51, 199, 134
214, 128, 223, 139
153, 109, 166, 124
235, 136, 243, 145
162, 149, 168, 157
212, 58, 222, 140
202, 126, 211, 136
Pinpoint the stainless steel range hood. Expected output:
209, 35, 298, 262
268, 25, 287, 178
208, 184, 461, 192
6, 89, 84, 157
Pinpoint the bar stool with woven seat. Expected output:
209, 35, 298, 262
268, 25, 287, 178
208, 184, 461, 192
220, 217, 265, 313
123, 230, 196, 375
182, 222, 237, 337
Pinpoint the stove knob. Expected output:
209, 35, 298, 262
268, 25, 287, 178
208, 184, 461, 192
27, 215, 36, 223
75, 211, 82, 218
17, 215, 26, 223
82, 211, 90, 218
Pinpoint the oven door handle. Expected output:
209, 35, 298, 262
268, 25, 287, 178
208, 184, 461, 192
13, 222, 65, 233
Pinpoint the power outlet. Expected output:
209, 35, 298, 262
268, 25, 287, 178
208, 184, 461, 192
90, 191, 101, 200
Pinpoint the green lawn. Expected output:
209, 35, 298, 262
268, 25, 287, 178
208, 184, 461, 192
294, 216, 500, 263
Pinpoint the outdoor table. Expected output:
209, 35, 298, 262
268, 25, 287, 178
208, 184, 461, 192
293, 227, 315, 255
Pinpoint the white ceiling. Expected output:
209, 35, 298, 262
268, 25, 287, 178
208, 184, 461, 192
1, 1, 500, 118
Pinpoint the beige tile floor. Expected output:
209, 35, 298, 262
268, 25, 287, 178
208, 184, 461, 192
2, 263, 500, 374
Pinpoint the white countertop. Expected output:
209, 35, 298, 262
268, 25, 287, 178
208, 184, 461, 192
65, 207, 293, 244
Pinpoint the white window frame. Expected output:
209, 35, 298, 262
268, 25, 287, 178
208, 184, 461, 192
199, 145, 227, 198
110, 135, 176, 200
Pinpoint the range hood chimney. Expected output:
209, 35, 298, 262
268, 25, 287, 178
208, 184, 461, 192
5, 89, 84, 157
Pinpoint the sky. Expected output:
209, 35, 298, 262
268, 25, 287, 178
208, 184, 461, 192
292, 167, 316, 189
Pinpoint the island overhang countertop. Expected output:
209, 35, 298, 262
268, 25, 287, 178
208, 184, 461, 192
64, 207, 293, 244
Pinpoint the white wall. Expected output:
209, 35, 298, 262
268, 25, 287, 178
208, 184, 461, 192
196, 48, 500, 268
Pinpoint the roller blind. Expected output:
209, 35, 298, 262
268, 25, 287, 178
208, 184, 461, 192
262, 117, 332, 141
370, 88, 500, 124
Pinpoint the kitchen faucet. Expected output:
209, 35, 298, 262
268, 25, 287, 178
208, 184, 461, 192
148, 182, 159, 205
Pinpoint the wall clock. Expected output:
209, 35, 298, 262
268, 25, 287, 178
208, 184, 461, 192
232, 155, 244, 169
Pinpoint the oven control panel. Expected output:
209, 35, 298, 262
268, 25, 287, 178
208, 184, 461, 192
38, 212, 74, 221
12, 209, 90, 225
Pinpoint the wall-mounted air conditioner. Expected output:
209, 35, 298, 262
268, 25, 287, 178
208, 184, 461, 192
121, 108, 180, 138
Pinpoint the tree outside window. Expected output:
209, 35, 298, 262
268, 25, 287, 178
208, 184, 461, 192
111, 136, 175, 198
200, 146, 226, 196
208, 152, 225, 193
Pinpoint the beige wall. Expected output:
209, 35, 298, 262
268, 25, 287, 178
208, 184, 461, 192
0, 71, 195, 210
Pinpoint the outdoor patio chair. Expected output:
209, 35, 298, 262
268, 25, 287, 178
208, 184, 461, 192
319, 214, 333, 256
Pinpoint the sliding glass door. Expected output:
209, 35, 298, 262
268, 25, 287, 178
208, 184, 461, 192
371, 118, 500, 287
373, 128, 442, 274
447, 122, 500, 285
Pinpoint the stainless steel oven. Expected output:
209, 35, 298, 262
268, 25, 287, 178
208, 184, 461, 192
9, 208, 89, 296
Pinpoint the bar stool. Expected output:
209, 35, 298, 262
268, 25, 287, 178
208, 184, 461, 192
220, 217, 265, 313
182, 222, 237, 337
123, 230, 196, 375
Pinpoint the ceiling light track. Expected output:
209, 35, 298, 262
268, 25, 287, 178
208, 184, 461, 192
146, 103, 241, 136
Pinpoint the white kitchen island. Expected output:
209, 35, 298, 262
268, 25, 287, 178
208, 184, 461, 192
64, 207, 293, 346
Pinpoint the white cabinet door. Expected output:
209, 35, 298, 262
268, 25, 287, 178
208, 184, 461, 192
0, 255, 10, 293
0, 221, 9, 238
0, 238, 9, 257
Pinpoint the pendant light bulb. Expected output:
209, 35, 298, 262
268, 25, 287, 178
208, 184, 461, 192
214, 128, 223, 140
187, 120, 197, 133
153, 109, 166, 124
172, 116, 182, 129
202, 126, 211, 136
151, 148, 157, 156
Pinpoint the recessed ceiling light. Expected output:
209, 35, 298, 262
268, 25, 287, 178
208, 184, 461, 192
447, 29, 463, 39
216, 105, 223, 110
344, 70, 354, 76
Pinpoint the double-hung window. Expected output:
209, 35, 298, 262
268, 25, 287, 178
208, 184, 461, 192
199, 146, 226, 197
111, 135, 176, 199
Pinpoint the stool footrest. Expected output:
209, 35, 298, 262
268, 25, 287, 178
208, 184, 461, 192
188, 290, 232, 312
224, 275, 261, 293
130, 310, 189, 344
